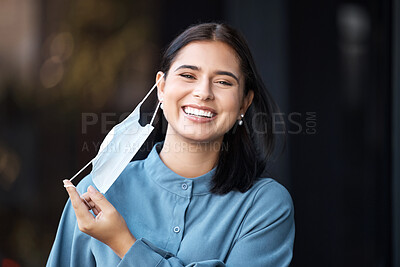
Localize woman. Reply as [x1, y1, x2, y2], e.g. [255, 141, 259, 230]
[47, 22, 295, 266]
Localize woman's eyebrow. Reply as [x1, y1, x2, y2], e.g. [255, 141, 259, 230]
[174, 65, 239, 84]
[174, 65, 199, 72]
[214, 71, 239, 84]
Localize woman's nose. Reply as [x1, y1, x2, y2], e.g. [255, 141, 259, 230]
[192, 79, 214, 100]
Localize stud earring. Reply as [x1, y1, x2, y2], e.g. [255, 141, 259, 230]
[238, 114, 244, 126]
[160, 102, 164, 110]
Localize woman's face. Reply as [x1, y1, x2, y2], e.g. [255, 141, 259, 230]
[157, 41, 253, 144]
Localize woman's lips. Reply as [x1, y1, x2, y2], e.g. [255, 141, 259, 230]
[181, 105, 217, 122]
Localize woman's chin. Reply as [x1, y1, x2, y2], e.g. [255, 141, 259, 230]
[183, 135, 218, 144]
[174, 132, 223, 145]
[165, 123, 225, 144]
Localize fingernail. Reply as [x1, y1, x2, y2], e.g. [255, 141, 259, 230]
[63, 179, 68, 184]
[88, 185, 95, 193]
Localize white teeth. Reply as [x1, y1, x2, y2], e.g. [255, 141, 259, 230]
[184, 107, 214, 118]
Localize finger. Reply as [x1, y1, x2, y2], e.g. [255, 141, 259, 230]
[81, 192, 95, 210]
[80, 196, 93, 210]
[81, 192, 90, 200]
[81, 192, 101, 213]
[87, 185, 115, 213]
[92, 207, 100, 216]
[63, 180, 94, 224]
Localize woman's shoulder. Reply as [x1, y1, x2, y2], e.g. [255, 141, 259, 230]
[120, 158, 147, 176]
[232, 178, 295, 250]
[246, 178, 294, 213]
[75, 173, 95, 192]
[235, 178, 294, 239]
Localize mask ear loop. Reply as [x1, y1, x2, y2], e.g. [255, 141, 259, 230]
[68, 73, 165, 183]
[148, 73, 165, 126]
[69, 160, 93, 182]
[139, 73, 165, 106]
[150, 102, 161, 126]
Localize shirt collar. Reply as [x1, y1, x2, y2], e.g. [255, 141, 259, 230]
[144, 142, 215, 196]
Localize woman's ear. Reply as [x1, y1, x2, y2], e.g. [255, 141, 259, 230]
[240, 90, 254, 115]
[156, 71, 165, 102]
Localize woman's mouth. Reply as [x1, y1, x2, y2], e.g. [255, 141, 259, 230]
[182, 106, 217, 121]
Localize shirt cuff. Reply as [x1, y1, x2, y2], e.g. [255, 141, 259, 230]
[118, 238, 177, 266]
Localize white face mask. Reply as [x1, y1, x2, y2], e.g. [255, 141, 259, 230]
[69, 74, 164, 193]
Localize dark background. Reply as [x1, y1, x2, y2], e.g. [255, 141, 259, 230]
[0, 0, 398, 266]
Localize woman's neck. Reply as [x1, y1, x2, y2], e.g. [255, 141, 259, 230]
[159, 134, 222, 178]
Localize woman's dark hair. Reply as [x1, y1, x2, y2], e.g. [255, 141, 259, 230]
[154, 22, 282, 194]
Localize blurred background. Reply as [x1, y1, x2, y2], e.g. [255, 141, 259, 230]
[0, 0, 398, 266]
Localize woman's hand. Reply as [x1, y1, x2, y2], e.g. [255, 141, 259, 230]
[63, 179, 136, 259]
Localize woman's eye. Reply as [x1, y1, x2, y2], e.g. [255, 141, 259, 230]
[217, 81, 233, 86]
[180, 74, 195, 79]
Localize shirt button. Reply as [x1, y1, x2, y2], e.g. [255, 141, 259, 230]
[173, 226, 180, 233]
[181, 183, 188, 190]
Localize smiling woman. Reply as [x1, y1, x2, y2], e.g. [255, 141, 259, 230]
[47, 23, 295, 267]
[157, 41, 252, 147]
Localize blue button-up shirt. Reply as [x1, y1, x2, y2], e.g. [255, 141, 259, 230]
[47, 143, 295, 266]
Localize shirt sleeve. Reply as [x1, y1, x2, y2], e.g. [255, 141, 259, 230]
[118, 238, 226, 267]
[224, 181, 295, 266]
[118, 181, 295, 267]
